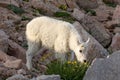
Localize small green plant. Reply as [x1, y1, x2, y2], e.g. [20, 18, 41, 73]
[103, 0, 117, 7]
[85, 9, 96, 16]
[7, 4, 25, 14]
[21, 16, 31, 21]
[23, 0, 29, 2]
[54, 11, 71, 17]
[59, 5, 68, 10]
[46, 60, 89, 80]
[32, 8, 46, 15]
[54, 11, 75, 23]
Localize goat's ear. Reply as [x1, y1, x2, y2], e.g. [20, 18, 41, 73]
[84, 38, 90, 45]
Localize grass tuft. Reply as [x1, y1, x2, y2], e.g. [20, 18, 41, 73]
[54, 11, 75, 23]
[45, 60, 89, 80]
[7, 4, 25, 14]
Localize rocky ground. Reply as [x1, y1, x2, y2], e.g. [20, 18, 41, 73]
[0, 0, 120, 80]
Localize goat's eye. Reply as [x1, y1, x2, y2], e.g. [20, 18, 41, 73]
[79, 50, 83, 53]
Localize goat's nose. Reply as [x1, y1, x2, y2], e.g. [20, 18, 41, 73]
[83, 60, 87, 63]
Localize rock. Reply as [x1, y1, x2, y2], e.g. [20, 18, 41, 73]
[49, 0, 66, 7]
[72, 8, 85, 21]
[17, 69, 27, 75]
[80, 15, 111, 47]
[64, 0, 79, 9]
[94, 5, 114, 22]
[0, 0, 19, 7]
[83, 50, 120, 80]
[18, 36, 23, 42]
[0, 50, 10, 62]
[109, 33, 120, 52]
[0, 30, 9, 53]
[105, 20, 119, 29]
[36, 75, 60, 80]
[7, 40, 26, 63]
[73, 22, 109, 63]
[76, 0, 98, 9]
[0, 7, 21, 22]
[4, 59, 22, 69]
[30, 0, 60, 16]
[6, 74, 29, 80]
[114, 27, 120, 33]
[0, 66, 17, 79]
[113, 5, 120, 20]
[0, 30, 9, 39]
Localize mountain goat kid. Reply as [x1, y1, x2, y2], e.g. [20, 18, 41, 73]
[26, 16, 90, 70]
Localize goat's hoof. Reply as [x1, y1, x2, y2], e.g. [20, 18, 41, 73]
[31, 68, 39, 73]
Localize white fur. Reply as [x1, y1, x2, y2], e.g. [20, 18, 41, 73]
[26, 16, 89, 70]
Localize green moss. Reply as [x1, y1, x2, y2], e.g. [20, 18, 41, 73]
[46, 60, 89, 80]
[54, 11, 75, 23]
[23, 0, 29, 2]
[59, 5, 68, 10]
[54, 11, 71, 17]
[21, 16, 31, 21]
[103, 0, 117, 7]
[7, 4, 25, 14]
[32, 8, 46, 15]
[85, 9, 96, 16]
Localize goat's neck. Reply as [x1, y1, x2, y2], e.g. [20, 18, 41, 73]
[69, 30, 80, 51]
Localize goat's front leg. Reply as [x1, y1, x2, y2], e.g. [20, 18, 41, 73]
[70, 51, 75, 61]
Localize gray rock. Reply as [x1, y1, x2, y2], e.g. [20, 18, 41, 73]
[109, 33, 120, 52]
[80, 15, 111, 47]
[8, 40, 26, 63]
[83, 50, 120, 80]
[94, 5, 114, 22]
[72, 8, 85, 21]
[113, 5, 120, 20]
[73, 22, 109, 62]
[30, 0, 60, 16]
[37, 75, 60, 80]
[0, 30, 9, 53]
[6, 74, 29, 80]
[76, 0, 98, 9]
[0, 0, 19, 7]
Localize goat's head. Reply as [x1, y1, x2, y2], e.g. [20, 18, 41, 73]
[74, 38, 90, 63]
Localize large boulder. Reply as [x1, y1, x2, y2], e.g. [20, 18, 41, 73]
[0, 50, 10, 62]
[6, 74, 29, 80]
[30, 0, 60, 16]
[83, 50, 120, 80]
[113, 5, 120, 20]
[0, 50, 23, 69]
[80, 15, 112, 47]
[36, 75, 60, 80]
[4, 59, 22, 69]
[0, 0, 19, 7]
[76, 0, 99, 9]
[7, 40, 26, 63]
[94, 5, 114, 22]
[72, 8, 85, 21]
[109, 33, 120, 52]
[73, 22, 109, 62]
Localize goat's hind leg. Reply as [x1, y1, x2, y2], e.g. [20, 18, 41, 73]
[26, 41, 41, 71]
